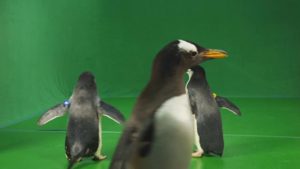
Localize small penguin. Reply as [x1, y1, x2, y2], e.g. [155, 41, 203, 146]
[37, 72, 125, 169]
[186, 65, 241, 157]
[109, 40, 227, 169]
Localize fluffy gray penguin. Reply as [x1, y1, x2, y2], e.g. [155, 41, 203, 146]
[109, 40, 227, 169]
[186, 65, 241, 157]
[37, 71, 125, 169]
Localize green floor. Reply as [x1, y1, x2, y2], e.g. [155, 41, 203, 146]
[0, 98, 300, 169]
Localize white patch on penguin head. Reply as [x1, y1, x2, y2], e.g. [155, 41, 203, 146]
[178, 40, 198, 53]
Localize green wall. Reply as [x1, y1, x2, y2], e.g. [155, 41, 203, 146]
[0, 0, 299, 127]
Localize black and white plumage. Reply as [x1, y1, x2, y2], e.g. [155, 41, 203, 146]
[109, 40, 227, 169]
[37, 72, 125, 169]
[186, 65, 241, 157]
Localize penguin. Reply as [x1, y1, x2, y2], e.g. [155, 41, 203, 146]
[186, 65, 241, 157]
[109, 40, 227, 169]
[37, 71, 125, 169]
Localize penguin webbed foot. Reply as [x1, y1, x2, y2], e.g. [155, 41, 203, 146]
[192, 149, 204, 158]
[206, 152, 223, 157]
[93, 154, 107, 161]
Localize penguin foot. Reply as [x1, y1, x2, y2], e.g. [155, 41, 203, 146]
[192, 150, 204, 158]
[93, 155, 107, 161]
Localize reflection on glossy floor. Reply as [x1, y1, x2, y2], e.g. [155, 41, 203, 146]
[0, 98, 299, 169]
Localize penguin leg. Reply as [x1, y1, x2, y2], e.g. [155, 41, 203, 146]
[192, 115, 204, 158]
[93, 120, 107, 161]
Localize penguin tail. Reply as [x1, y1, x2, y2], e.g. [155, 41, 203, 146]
[67, 156, 81, 169]
[67, 159, 76, 169]
[67, 143, 84, 169]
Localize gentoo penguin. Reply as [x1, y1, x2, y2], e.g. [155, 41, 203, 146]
[186, 65, 241, 157]
[109, 40, 227, 169]
[37, 71, 125, 169]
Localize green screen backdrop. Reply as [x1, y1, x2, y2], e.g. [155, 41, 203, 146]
[0, 0, 299, 127]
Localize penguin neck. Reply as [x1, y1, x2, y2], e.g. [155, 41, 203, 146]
[191, 74, 209, 88]
[132, 67, 186, 123]
[148, 68, 186, 95]
[72, 88, 98, 104]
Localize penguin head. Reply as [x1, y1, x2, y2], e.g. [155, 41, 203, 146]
[153, 40, 227, 77]
[176, 39, 228, 68]
[76, 71, 97, 91]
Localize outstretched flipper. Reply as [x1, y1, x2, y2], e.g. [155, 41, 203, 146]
[99, 101, 125, 124]
[215, 96, 241, 116]
[37, 102, 69, 125]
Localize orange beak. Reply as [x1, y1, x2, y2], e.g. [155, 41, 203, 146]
[201, 49, 228, 59]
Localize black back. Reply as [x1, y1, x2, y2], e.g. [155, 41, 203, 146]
[66, 117, 99, 158]
[65, 71, 100, 162]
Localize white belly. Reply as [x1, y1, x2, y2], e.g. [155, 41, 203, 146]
[140, 94, 194, 169]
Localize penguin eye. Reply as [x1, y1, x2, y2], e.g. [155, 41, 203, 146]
[190, 51, 197, 56]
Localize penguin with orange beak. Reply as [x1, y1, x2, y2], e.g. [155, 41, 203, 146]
[109, 40, 227, 169]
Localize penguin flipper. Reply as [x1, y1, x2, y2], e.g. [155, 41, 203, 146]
[109, 119, 154, 169]
[138, 119, 154, 157]
[109, 126, 136, 169]
[188, 89, 198, 115]
[215, 96, 241, 116]
[37, 103, 68, 125]
[99, 101, 125, 124]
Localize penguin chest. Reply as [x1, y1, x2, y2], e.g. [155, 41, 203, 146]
[140, 94, 194, 169]
[155, 94, 194, 136]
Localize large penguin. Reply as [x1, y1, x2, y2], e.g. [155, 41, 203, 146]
[109, 40, 227, 169]
[37, 71, 125, 169]
[186, 65, 241, 157]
